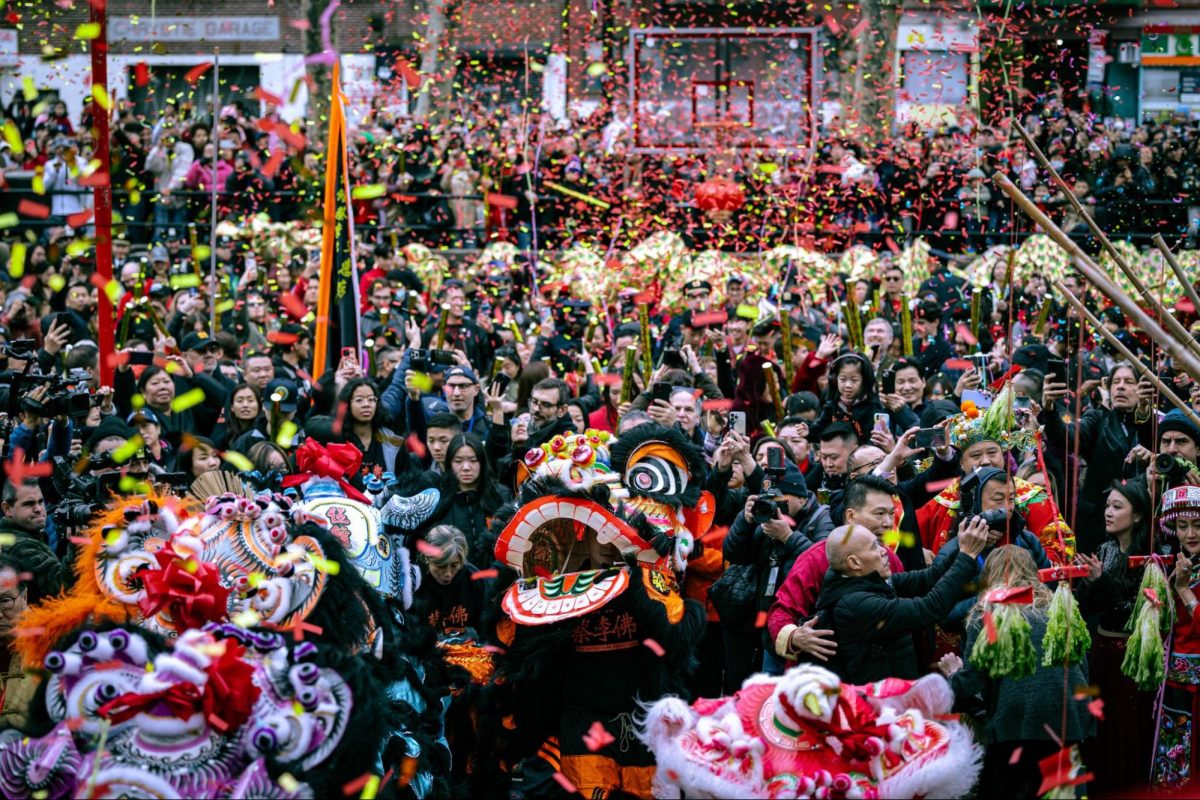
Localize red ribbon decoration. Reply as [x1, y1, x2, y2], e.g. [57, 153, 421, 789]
[98, 682, 203, 725]
[984, 585, 1035, 605]
[96, 640, 260, 733]
[138, 550, 231, 633]
[282, 439, 370, 503]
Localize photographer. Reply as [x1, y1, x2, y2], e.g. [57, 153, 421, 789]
[1143, 409, 1200, 489]
[722, 458, 833, 684]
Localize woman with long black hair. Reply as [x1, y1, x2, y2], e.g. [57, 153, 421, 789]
[334, 378, 403, 485]
[1077, 478, 1155, 796]
[425, 432, 510, 558]
[212, 383, 265, 450]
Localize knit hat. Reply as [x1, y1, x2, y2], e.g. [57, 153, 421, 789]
[775, 461, 809, 499]
[86, 415, 137, 451]
[1159, 409, 1200, 449]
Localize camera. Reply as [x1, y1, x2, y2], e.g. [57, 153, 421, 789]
[753, 448, 787, 525]
[409, 348, 457, 373]
[17, 368, 93, 421]
[1156, 453, 1193, 483]
[977, 507, 1010, 529]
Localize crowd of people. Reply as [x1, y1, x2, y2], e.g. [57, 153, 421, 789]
[7, 88, 1200, 254]
[2, 84, 1200, 800]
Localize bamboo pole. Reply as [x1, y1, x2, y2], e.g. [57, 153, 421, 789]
[1153, 234, 1200, 317]
[1012, 121, 1200, 360]
[992, 173, 1200, 380]
[1054, 280, 1200, 430]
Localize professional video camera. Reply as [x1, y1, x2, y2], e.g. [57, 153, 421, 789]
[0, 339, 94, 421]
[752, 447, 788, 525]
[49, 452, 191, 530]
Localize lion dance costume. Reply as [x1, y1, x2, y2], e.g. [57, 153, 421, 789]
[485, 424, 711, 799]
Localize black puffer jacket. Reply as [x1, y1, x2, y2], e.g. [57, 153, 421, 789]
[814, 549, 978, 683]
[723, 500, 834, 615]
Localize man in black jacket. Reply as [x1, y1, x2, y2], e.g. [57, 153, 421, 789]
[815, 517, 987, 684]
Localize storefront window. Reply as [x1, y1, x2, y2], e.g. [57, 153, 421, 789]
[900, 51, 968, 105]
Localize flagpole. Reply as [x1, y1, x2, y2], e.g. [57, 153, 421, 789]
[209, 48, 220, 335]
[91, 0, 114, 387]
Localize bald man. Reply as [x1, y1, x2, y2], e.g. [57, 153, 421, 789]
[813, 519, 988, 684]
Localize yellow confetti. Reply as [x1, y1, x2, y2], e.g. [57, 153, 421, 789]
[169, 273, 201, 290]
[278, 774, 301, 794]
[0, 213, 19, 229]
[131, 393, 145, 410]
[99, 278, 120, 303]
[46, 274, 65, 293]
[735, 303, 760, 320]
[248, 572, 265, 588]
[92, 84, 111, 111]
[306, 553, 341, 576]
[409, 371, 433, 392]
[361, 775, 380, 800]
[587, 62, 608, 78]
[21, 78, 35, 103]
[171, 387, 206, 412]
[232, 609, 261, 628]
[111, 435, 145, 464]
[222, 450, 254, 471]
[215, 299, 236, 314]
[0, 534, 17, 548]
[193, 244, 211, 261]
[351, 184, 385, 200]
[8, 243, 25, 278]
[275, 420, 298, 448]
[74, 22, 101, 40]
[31, 174, 45, 196]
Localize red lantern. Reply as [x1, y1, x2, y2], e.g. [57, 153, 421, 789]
[694, 177, 745, 212]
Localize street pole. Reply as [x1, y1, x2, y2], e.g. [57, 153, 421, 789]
[91, 0, 115, 387]
[209, 50, 220, 335]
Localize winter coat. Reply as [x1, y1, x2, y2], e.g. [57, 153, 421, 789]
[723, 500, 834, 615]
[814, 549, 978, 683]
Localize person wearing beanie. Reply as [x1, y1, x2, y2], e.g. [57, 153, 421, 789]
[1150, 408, 1200, 489]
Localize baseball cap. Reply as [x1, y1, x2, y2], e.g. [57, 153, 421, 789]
[150, 245, 169, 263]
[265, 378, 300, 413]
[181, 331, 217, 352]
[444, 366, 478, 385]
[127, 408, 162, 428]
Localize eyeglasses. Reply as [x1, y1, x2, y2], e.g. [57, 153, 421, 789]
[884, 275, 902, 282]
[851, 460, 882, 476]
[0, 592, 22, 611]
[528, 397, 562, 410]
[445, 382, 476, 393]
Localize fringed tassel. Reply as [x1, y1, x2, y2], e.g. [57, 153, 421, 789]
[1042, 581, 1091, 666]
[971, 604, 1037, 679]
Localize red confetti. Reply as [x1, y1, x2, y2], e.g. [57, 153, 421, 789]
[551, 773, 577, 794]
[266, 330, 299, 346]
[252, 87, 284, 106]
[17, 199, 50, 219]
[415, 539, 443, 559]
[341, 772, 374, 797]
[691, 311, 728, 327]
[277, 292, 309, 320]
[1009, 746, 1023, 765]
[67, 209, 95, 227]
[471, 569, 498, 581]
[486, 193, 518, 210]
[700, 399, 735, 411]
[1087, 699, 1105, 720]
[583, 721, 615, 752]
[273, 122, 306, 149]
[642, 638, 665, 657]
[982, 610, 997, 645]
[397, 58, 423, 90]
[185, 62, 213, 85]
[983, 586, 1034, 605]
[405, 433, 427, 459]
[754, 610, 768, 629]
[261, 149, 286, 179]
[134, 61, 150, 87]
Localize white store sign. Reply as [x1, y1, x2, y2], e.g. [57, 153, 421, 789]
[109, 16, 281, 43]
